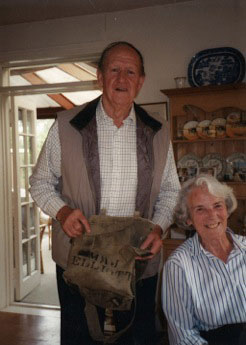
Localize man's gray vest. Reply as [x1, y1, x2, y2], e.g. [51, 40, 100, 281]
[52, 97, 170, 279]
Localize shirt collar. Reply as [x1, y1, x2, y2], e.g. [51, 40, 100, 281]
[229, 229, 246, 253]
[190, 228, 246, 257]
[97, 97, 136, 126]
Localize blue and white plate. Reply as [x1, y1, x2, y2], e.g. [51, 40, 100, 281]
[202, 153, 227, 180]
[188, 47, 245, 87]
[178, 153, 202, 170]
[226, 153, 246, 174]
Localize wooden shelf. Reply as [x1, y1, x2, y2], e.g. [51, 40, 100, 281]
[162, 82, 246, 96]
[162, 83, 246, 236]
[173, 137, 246, 143]
[161, 83, 246, 116]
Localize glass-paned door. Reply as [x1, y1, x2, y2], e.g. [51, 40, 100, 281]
[11, 96, 41, 300]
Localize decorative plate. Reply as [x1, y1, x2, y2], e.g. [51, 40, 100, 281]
[226, 111, 241, 124]
[210, 117, 226, 138]
[188, 47, 246, 87]
[202, 153, 227, 180]
[226, 153, 246, 174]
[183, 120, 199, 140]
[197, 120, 212, 139]
[178, 153, 202, 170]
[226, 123, 246, 138]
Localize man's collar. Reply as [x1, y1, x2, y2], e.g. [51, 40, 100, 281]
[70, 96, 162, 132]
[70, 96, 100, 130]
[97, 98, 136, 126]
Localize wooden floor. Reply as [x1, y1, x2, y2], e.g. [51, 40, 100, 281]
[0, 311, 169, 345]
[0, 311, 60, 345]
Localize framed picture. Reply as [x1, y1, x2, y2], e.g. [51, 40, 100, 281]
[139, 102, 168, 123]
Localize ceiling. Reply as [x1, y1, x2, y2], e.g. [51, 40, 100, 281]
[0, 0, 192, 26]
[12, 60, 102, 114]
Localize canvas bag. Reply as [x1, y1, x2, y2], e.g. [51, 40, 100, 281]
[63, 213, 155, 343]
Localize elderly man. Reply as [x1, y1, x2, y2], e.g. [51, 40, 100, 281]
[30, 41, 180, 345]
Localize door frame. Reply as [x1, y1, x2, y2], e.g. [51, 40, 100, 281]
[0, 55, 100, 310]
[11, 96, 41, 300]
[0, 68, 14, 309]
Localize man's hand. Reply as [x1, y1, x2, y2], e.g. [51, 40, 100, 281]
[56, 205, 91, 238]
[136, 224, 163, 260]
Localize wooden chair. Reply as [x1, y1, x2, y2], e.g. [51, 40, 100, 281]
[39, 223, 46, 274]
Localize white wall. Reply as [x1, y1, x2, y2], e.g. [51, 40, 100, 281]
[0, 0, 244, 103]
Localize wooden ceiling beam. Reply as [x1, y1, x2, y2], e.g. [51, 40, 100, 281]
[22, 72, 75, 110]
[22, 72, 44, 85]
[58, 63, 96, 81]
[47, 94, 74, 109]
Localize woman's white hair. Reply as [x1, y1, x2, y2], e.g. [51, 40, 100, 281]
[174, 174, 237, 230]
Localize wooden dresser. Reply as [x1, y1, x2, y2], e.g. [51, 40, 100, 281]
[162, 83, 246, 236]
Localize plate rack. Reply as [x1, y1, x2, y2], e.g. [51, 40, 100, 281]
[162, 83, 246, 235]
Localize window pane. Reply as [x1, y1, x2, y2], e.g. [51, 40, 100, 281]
[31, 239, 37, 272]
[10, 61, 97, 87]
[18, 109, 24, 133]
[19, 136, 25, 165]
[30, 204, 35, 235]
[21, 205, 28, 239]
[62, 90, 101, 106]
[27, 136, 34, 164]
[22, 242, 28, 278]
[20, 167, 27, 202]
[26, 111, 32, 134]
[36, 119, 55, 156]
[28, 167, 33, 201]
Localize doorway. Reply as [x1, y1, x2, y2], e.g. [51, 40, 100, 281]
[20, 117, 58, 306]
[1, 57, 101, 309]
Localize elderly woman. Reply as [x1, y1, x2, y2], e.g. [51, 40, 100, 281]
[162, 174, 246, 345]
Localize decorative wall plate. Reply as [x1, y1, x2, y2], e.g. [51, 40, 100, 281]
[183, 120, 198, 140]
[188, 47, 246, 87]
[197, 120, 212, 139]
[202, 153, 227, 180]
[226, 111, 241, 124]
[226, 153, 246, 175]
[210, 117, 226, 138]
[226, 123, 246, 138]
[178, 153, 202, 170]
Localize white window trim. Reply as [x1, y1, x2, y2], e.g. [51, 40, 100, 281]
[0, 80, 99, 96]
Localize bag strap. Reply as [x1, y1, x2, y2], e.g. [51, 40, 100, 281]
[85, 284, 137, 344]
[84, 302, 104, 341]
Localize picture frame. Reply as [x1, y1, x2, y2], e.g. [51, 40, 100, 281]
[139, 102, 168, 123]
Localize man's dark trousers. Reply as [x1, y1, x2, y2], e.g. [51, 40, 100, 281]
[56, 265, 158, 345]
